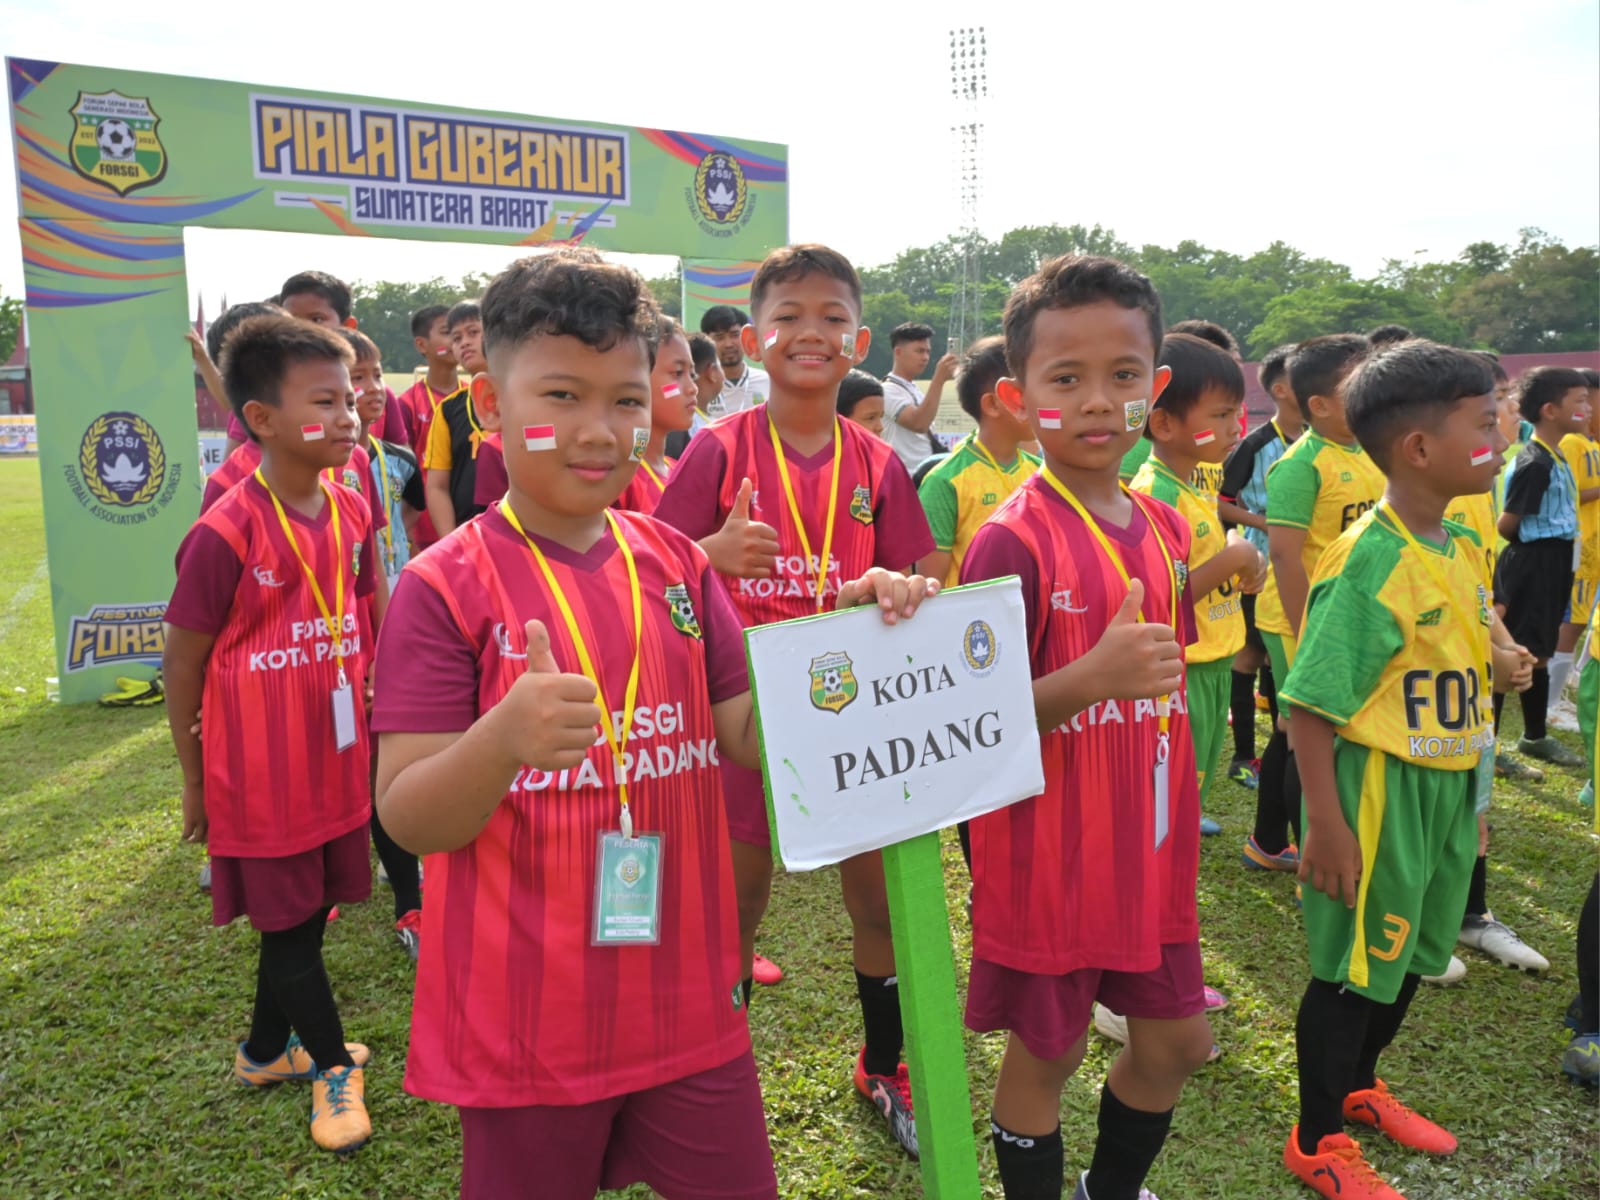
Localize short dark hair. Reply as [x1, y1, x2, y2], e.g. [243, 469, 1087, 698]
[687, 333, 718, 373]
[410, 304, 449, 339]
[1002, 255, 1163, 382]
[220, 315, 353, 441]
[1168, 319, 1238, 356]
[1513, 365, 1588, 424]
[891, 322, 935, 349]
[479, 247, 659, 370]
[1579, 368, 1599, 389]
[278, 270, 353, 322]
[651, 316, 683, 354]
[956, 335, 1009, 420]
[341, 328, 381, 363]
[1345, 341, 1495, 471]
[1258, 343, 1296, 394]
[837, 369, 884, 418]
[699, 305, 748, 335]
[749, 244, 862, 317]
[1469, 350, 1508, 383]
[1287, 334, 1370, 420]
[1150, 333, 1245, 435]
[1366, 324, 1413, 348]
[206, 300, 286, 364]
[446, 300, 481, 332]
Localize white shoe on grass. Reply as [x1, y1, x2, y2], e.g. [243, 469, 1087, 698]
[1458, 913, 1549, 972]
[1421, 955, 1467, 985]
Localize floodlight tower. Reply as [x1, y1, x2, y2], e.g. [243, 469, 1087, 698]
[947, 26, 986, 356]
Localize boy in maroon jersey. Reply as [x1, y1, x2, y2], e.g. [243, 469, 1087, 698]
[163, 316, 378, 1154]
[959, 256, 1215, 1200]
[371, 248, 932, 1200]
[654, 244, 936, 1160]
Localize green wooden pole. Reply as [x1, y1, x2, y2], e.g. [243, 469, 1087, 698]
[880, 830, 982, 1199]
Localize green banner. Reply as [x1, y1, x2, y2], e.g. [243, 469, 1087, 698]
[8, 57, 789, 701]
[681, 257, 760, 335]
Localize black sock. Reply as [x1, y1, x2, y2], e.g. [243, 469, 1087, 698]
[260, 911, 354, 1072]
[371, 802, 421, 919]
[1262, 659, 1280, 725]
[1465, 855, 1489, 919]
[741, 977, 753, 1009]
[1085, 1084, 1174, 1200]
[1230, 669, 1257, 761]
[1520, 667, 1550, 740]
[1351, 973, 1421, 1092]
[1493, 689, 1505, 734]
[991, 1118, 1063, 1200]
[1284, 749, 1302, 848]
[243, 942, 291, 1063]
[1253, 729, 1291, 854]
[1296, 978, 1370, 1154]
[856, 970, 903, 1077]
[1579, 874, 1599, 1033]
[957, 819, 973, 874]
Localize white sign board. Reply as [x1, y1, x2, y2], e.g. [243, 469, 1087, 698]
[199, 433, 228, 475]
[744, 577, 1045, 871]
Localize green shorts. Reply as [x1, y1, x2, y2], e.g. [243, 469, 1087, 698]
[1187, 657, 1232, 807]
[1302, 739, 1477, 1004]
[1580, 653, 1598, 810]
[1262, 629, 1297, 697]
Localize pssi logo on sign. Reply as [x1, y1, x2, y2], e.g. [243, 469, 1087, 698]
[69, 91, 166, 195]
[65, 604, 167, 673]
[689, 152, 752, 237]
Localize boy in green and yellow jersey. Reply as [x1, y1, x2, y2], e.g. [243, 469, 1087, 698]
[917, 335, 1039, 588]
[1280, 341, 1534, 1200]
[1132, 333, 1266, 829]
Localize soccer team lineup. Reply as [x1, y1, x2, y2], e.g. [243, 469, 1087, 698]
[5, 53, 1599, 1200]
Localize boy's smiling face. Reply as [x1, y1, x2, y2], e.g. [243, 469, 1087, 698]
[1004, 300, 1167, 474]
[744, 273, 868, 394]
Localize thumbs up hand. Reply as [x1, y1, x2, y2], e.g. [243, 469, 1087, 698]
[1082, 578, 1184, 701]
[491, 619, 603, 771]
[702, 477, 781, 579]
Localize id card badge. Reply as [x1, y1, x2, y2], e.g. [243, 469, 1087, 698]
[331, 679, 358, 752]
[593, 831, 664, 946]
[1152, 732, 1171, 851]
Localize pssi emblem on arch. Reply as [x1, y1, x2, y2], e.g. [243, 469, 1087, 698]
[69, 91, 167, 195]
[808, 650, 858, 714]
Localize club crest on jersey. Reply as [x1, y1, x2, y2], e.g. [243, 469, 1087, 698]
[1174, 560, 1189, 593]
[849, 484, 873, 525]
[961, 620, 999, 678]
[664, 583, 702, 639]
[1475, 583, 1491, 627]
[808, 650, 858, 714]
[351, 541, 364, 577]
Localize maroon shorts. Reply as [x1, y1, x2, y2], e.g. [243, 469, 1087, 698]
[210, 822, 372, 932]
[721, 759, 771, 848]
[459, 1051, 777, 1200]
[966, 940, 1207, 1061]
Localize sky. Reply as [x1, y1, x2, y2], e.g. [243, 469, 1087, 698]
[2, 0, 1597, 320]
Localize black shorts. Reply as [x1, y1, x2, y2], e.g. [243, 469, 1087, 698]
[1495, 538, 1574, 660]
[1241, 591, 1265, 653]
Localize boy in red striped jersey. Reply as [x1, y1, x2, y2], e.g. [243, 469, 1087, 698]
[960, 256, 1215, 1200]
[654, 244, 936, 1160]
[372, 248, 931, 1200]
[615, 317, 697, 515]
[163, 315, 378, 1154]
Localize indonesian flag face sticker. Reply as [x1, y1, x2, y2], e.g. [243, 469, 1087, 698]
[523, 424, 556, 452]
[763, 329, 779, 350]
[1470, 445, 1494, 467]
[1193, 429, 1216, 446]
[661, 382, 682, 400]
[1036, 408, 1062, 430]
[300, 424, 325, 441]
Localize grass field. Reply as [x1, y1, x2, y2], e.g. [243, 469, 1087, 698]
[0, 454, 1595, 1199]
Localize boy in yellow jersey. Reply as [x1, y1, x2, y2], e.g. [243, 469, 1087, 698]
[917, 335, 1040, 589]
[1281, 340, 1534, 1200]
[1256, 335, 1385, 884]
[423, 300, 490, 536]
[1552, 373, 1600, 731]
[1132, 334, 1266, 827]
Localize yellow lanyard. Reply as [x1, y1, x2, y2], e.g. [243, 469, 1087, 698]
[767, 413, 841, 612]
[638, 459, 668, 493]
[965, 433, 1014, 476]
[463, 383, 484, 438]
[1038, 465, 1180, 729]
[1149, 457, 1208, 508]
[255, 468, 348, 686]
[499, 501, 644, 833]
[1269, 420, 1287, 445]
[367, 435, 395, 562]
[1375, 503, 1490, 671]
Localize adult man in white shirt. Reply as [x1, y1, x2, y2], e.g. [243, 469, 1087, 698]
[882, 322, 959, 472]
[701, 305, 770, 417]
